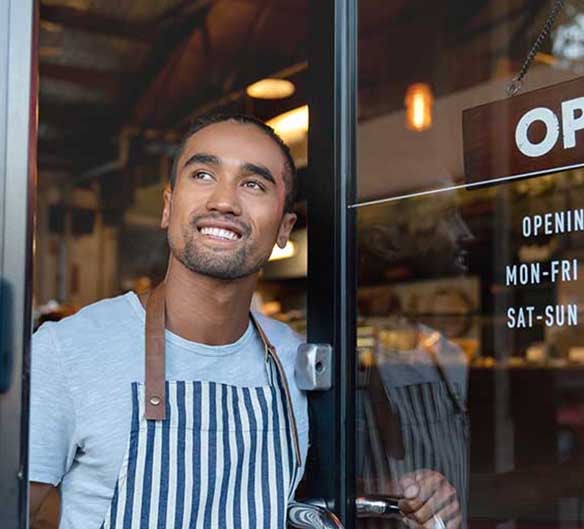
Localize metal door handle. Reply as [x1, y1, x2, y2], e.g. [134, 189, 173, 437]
[287, 495, 401, 527]
[356, 495, 401, 519]
[288, 500, 345, 528]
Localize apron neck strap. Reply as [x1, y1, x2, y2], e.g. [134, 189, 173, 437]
[144, 283, 278, 420]
[143, 282, 302, 466]
[145, 281, 167, 420]
[249, 312, 276, 359]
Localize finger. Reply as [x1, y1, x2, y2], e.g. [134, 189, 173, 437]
[415, 472, 448, 505]
[446, 514, 462, 529]
[435, 497, 461, 524]
[402, 516, 421, 529]
[399, 469, 433, 488]
[398, 473, 446, 515]
[399, 474, 421, 500]
[402, 481, 457, 524]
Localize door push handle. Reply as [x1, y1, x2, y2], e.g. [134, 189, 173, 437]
[288, 496, 401, 528]
[295, 343, 332, 391]
[356, 495, 401, 519]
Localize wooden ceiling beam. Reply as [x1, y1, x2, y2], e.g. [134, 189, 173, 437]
[39, 99, 119, 134]
[40, 62, 129, 96]
[167, 56, 306, 129]
[40, 3, 154, 41]
[121, 0, 213, 126]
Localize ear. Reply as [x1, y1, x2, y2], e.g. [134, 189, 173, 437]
[161, 185, 172, 229]
[276, 212, 297, 248]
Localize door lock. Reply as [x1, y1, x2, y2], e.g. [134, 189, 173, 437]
[294, 343, 332, 391]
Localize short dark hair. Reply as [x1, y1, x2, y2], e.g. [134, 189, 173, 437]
[169, 113, 297, 212]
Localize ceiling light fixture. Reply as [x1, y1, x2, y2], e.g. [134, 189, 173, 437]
[246, 78, 295, 99]
[269, 241, 296, 261]
[39, 46, 63, 58]
[405, 83, 433, 132]
[40, 19, 63, 32]
[266, 105, 308, 145]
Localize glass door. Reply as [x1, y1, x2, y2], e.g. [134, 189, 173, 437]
[0, 1, 37, 528]
[353, 1, 584, 529]
[303, 1, 584, 529]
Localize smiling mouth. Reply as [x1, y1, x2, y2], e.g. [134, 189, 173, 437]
[198, 226, 242, 241]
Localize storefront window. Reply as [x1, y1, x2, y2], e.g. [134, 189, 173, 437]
[357, 0, 584, 527]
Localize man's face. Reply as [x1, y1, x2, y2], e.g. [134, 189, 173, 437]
[161, 121, 297, 280]
[407, 206, 474, 275]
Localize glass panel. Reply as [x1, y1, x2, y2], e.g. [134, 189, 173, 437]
[357, 1, 584, 529]
[32, 1, 310, 526]
[357, 0, 584, 204]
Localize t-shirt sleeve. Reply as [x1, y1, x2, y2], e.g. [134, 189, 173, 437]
[29, 323, 77, 485]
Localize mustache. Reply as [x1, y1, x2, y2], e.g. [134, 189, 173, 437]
[190, 213, 251, 237]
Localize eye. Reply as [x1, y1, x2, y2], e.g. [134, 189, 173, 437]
[242, 180, 265, 191]
[192, 170, 214, 181]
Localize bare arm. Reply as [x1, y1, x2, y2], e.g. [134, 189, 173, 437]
[29, 482, 56, 524]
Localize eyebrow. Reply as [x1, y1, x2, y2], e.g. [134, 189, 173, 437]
[182, 153, 221, 169]
[182, 152, 276, 185]
[241, 162, 275, 185]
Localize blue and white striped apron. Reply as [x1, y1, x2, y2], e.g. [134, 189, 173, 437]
[99, 283, 302, 529]
[357, 329, 469, 529]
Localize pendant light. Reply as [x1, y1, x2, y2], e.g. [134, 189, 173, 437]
[405, 83, 433, 132]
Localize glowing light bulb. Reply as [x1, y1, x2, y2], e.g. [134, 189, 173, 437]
[266, 105, 308, 145]
[405, 83, 433, 132]
[246, 79, 295, 99]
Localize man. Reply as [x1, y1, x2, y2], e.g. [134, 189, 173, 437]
[30, 113, 458, 529]
[30, 115, 307, 529]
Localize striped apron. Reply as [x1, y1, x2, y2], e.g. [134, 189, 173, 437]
[357, 329, 469, 529]
[99, 283, 302, 529]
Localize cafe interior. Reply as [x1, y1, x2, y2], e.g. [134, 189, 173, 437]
[33, 0, 584, 527]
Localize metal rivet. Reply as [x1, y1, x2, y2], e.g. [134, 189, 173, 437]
[149, 395, 161, 406]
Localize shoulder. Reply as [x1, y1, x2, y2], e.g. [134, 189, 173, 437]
[53, 291, 141, 330]
[252, 312, 309, 429]
[251, 311, 304, 361]
[33, 292, 142, 360]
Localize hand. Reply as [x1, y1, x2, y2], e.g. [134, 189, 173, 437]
[397, 470, 461, 529]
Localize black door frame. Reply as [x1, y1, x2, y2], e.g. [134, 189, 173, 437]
[0, 1, 37, 527]
[306, 0, 358, 526]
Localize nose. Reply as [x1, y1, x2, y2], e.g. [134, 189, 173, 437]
[452, 213, 475, 243]
[205, 180, 242, 216]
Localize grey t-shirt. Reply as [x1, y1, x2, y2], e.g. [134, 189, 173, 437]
[30, 291, 309, 529]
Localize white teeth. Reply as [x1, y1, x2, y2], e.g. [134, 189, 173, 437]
[200, 227, 239, 240]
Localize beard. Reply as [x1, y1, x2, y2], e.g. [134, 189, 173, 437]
[169, 221, 268, 280]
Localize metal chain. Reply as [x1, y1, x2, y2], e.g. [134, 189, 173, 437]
[507, 0, 566, 96]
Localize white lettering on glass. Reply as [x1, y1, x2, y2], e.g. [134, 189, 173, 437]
[521, 209, 584, 237]
[515, 107, 560, 157]
[562, 97, 584, 149]
[507, 305, 578, 328]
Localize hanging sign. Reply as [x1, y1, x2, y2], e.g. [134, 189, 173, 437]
[463, 76, 584, 185]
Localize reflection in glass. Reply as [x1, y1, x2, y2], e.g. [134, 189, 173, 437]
[357, 189, 471, 529]
[357, 1, 584, 527]
[356, 171, 584, 528]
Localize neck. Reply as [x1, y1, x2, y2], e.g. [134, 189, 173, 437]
[155, 256, 258, 345]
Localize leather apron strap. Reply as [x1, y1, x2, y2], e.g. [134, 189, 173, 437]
[145, 282, 167, 420]
[143, 282, 301, 466]
[250, 312, 303, 467]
